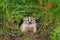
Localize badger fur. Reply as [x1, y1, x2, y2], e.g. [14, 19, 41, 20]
[20, 17, 36, 33]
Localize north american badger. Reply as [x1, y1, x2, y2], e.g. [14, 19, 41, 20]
[20, 17, 36, 33]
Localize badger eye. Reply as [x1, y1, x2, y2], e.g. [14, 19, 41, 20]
[31, 19, 33, 21]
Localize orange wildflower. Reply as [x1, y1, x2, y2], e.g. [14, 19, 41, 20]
[47, 3, 52, 7]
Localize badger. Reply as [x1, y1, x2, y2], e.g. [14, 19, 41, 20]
[20, 17, 36, 33]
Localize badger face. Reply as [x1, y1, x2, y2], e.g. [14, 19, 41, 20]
[23, 17, 36, 24]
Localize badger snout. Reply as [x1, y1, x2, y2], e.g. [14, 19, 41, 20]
[29, 22, 32, 24]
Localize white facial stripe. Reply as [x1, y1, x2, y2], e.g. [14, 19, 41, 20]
[29, 17, 31, 22]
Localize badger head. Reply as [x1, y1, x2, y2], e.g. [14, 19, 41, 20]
[23, 17, 36, 24]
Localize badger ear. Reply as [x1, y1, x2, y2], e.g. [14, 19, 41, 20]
[33, 17, 35, 19]
[33, 17, 36, 20]
[23, 17, 28, 21]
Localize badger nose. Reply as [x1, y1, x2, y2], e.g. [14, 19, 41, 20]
[29, 22, 31, 24]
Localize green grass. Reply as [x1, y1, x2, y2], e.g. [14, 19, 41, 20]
[0, 0, 60, 40]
